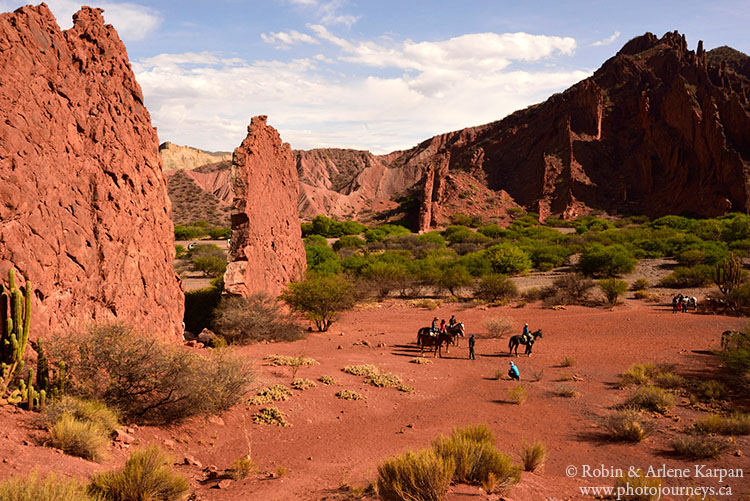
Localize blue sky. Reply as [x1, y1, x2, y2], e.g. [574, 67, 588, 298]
[3, 1, 749, 153]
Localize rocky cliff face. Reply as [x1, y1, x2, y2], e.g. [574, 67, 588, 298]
[224, 116, 306, 297]
[0, 5, 184, 338]
[159, 142, 232, 171]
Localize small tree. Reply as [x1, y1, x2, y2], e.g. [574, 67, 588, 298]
[435, 265, 473, 298]
[474, 274, 518, 302]
[280, 274, 357, 332]
[598, 278, 628, 305]
[484, 244, 532, 275]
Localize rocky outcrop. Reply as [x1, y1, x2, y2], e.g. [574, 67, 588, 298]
[224, 116, 306, 297]
[159, 142, 232, 171]
[0, 5, 183, 338]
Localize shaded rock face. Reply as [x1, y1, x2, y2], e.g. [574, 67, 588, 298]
[225, 116, 306, 297]
[0, 5, 184, 338]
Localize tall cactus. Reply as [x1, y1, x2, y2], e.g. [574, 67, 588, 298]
[1, 269, 32, 398]
[713, 252, 744, 296]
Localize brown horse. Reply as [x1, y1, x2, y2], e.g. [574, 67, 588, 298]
[416, 328, 452, 357]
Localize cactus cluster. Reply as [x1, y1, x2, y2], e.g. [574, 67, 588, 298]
[1, 269, 31, 400]
[713, 252, 744, 296]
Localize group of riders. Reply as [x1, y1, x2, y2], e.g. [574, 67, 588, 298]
[672, 293, 698, 313]
[429, 315, 460, 335]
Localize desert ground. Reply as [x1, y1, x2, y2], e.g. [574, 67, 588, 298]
[1, 261, 748, 500]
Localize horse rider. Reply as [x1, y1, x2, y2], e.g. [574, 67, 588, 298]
[522, 323, 531, 344]
[440, 319, 447, 334]
[431, 316, 439, 336]
[508, 361, 520, 381]
[449, 315, 457, 328]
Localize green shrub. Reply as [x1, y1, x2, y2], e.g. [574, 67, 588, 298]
[364, 224, 410, 242]
[304, 234, 328, 246]
[520, 440, 547, 472]
[658, 265, 712, 288]
[88, 445, 189, 500]
[0, 472, 96, 501]
[508, 385, 527, 404]
[484, 244, 532, 275]
[676, 248, 706, 266]
[478, 224, 506, 239]
[280, 274, 358, 332]
[49, 414, 109, 462]
[50, 324, 253, 424]
[670, 434, 729, 459]
[622, 386, 674, 414]
[253, 407, 290, 426]
[578, 244, 635, 277]
[333, 235, 366, 251]
[631, 278, 650, 291]
[377, 448, 453, 501]
[174, 244, 187, 259]
[42, 397, 119, 437]
[598, 278, 628, 305]
[305, 245, 342, 275]
[474, 274, 518, 302]
[694, 413, 750, 435]
[211, 293, 304, 344]
[600, 409, 654, 442]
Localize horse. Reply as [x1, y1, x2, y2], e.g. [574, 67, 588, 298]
[417, 330, 452, 357]
[508, 329, 543, 357]
[445, 322, 465, 346]
[687, 297, 698, 311]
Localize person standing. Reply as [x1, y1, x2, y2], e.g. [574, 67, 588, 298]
[468, 333, 476, 360]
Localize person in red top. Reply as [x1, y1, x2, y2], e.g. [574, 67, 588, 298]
[440, 319, 447, 333]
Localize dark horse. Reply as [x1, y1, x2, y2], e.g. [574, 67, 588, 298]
[508, 329, 543, 356]
[416, 327, 452, 357]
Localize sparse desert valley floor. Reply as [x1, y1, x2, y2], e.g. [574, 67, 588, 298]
[1, 292, 749, 500]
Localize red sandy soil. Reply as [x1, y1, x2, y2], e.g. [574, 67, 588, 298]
[1, 296, 748, 500]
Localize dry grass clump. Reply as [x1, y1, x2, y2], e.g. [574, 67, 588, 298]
[694, 380, 728, 401]
[377, 449, 453, 501]
[652, 372, 687, 389]
[622, 386, 675, 414]
[88, 445, 189, 501]
[410, 357, 431, 365]
[230, 456, 257, 480]
[520, 440, 547, 472]
[670, 434, 729, 459]
[342, 364, 379, 377]
[693, 413, 750, 435]
[558, 371, 582, 382]
[49, 414, 109, 462]
[618, 362, 678, 388]
[264, 355, 319, 367]
[631, 278, 650, 291]
[248, 385, 292, 405]
[291, 378, 316, 390]
[508, 385, 528, 405]
[0, 472, 96, 501]
[491, 369, 504, 381]
[482, 317, 513, 338]
[253, 407, 290, 427]
[555, 384, 581, 398]
[397, 385, 414, 393]
[600, 409, 655, 442]
[366, 373, 401, 387]
[336, 390, 364, 401]
[559, 356, 576, 367]
[42, 397, 119, 437]
[409, 299, 440, 310]
[318, 375, 336, 385]
[612, 470, 662, 501]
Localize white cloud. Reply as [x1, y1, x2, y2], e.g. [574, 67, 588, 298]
[261, 29, 320, 49]
[592, 31, 621, 47]
[282, 0, 359, 27]
[0, 0, 161, 40]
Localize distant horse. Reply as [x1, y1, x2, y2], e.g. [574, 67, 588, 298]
[687, 297, 698, 311]
[417, 329, 452, 357]
[508, 329, 543, 357]
[446, 322, 465, 346]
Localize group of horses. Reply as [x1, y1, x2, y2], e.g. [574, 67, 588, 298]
[672, 293, 698, 313]
[415, 322, 543, 357]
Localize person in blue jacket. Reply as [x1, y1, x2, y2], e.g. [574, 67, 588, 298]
[508, 361, 520, 380]
[522, 323, 531, 344]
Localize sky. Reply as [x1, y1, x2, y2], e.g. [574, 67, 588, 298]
[2, 1, 750, 153]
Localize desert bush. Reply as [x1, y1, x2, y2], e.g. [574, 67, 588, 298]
[343, 364, 379, 377]
[366, 373, 401, 387]
[253, 407, 290, 426]
[658, 265, 712, 288]
[622, 386, 674, 414]
[364, 224, 410, 242]
[474, 274, 518, 302]
[336, 389, 364, 400]
[560, 356, 576, 368]
[633, 290, 655, 301]
[248, 384, 292, 405]
[530, 369, 544, 382]
[484, 244, 532, 275]
[318, 375, 336, 385]
[212, 293, 304, 344]
[600, 408, 655, 442]
[49, 324, 253, 423]
[619, 363, 661, 387]
[508, 384, 528, 404]
[483, 317, 513, 338]
[361, 260, 413, 298]
[280, 274, 358, 332]
[676, 248, 706, 266]
[409, 298, 440, 310]
[42, 397, 120, 437]
[611, 469, 662, 501]
[291, 378, 316, 390]
[630, 278, 650, 291]
[230, 456, 257, 480]
[694, 380, 728, 401]
[264, 354, 319, 367]
[0, 472, 97, 501]
[652, 372, 687, 389]
[542, 273, 595, 305]
[555, 384, 580, 398]
[397, 385, 415, 393]
[49, 414, 109, 462]
[578, 244, 636, 277]
[598, 278, 628, 305]
[520, 440, 547, 472]
[693, 412, 750, 435]
[88, 445, 189, 500]
[377, 448, 453, 501]
[522, 287, 543, 302]
[670, 434, 729, 459]
[192, 254, 227, 277]
[304, 234, 328, 246]
[305, 244, 342, 275]
[333, 235, 366, 252]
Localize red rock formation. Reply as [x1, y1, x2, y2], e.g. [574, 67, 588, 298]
[225, 116, 306, 297]
[0, 5, 183, 338]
